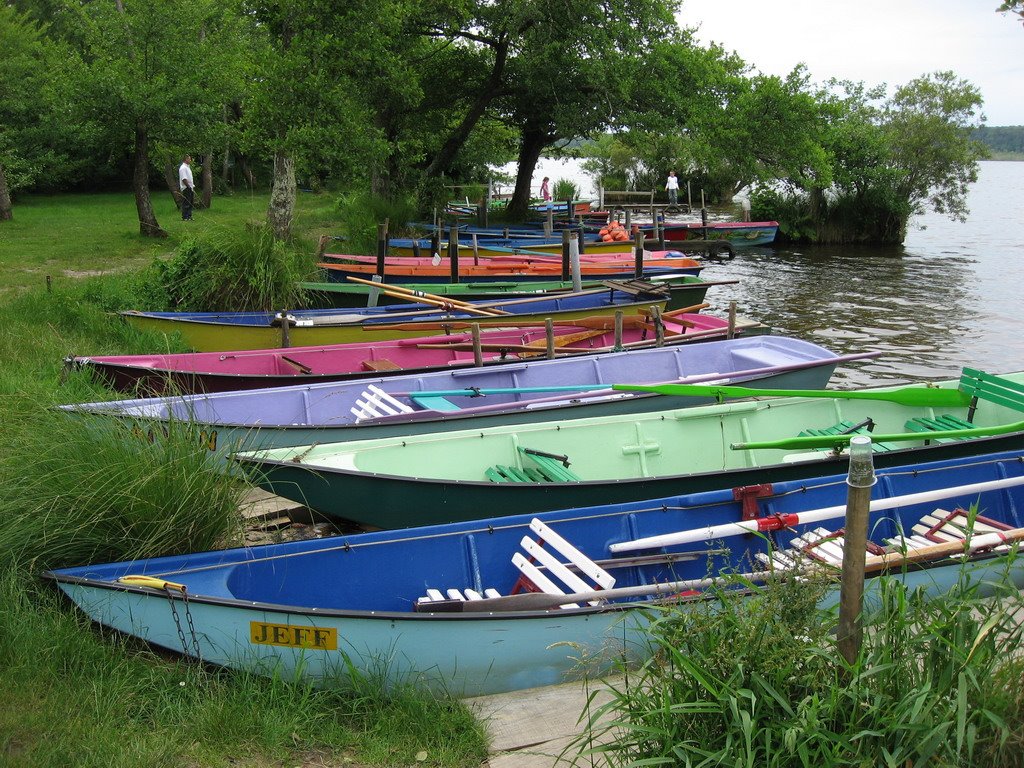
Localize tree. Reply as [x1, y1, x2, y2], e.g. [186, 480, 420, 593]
[754, 71, 986, 243]
[65, 0, 247, 237]
[997, 1, 1024, 24]
[0, 6, 65, 220]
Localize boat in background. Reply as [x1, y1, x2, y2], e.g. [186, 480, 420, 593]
[119, 287, 672, 352]
[71, 308, 756, 394]
[298, 274, 736, 311]
[655, 221, 778, 246]
[60, 336, 859, 452]
[45, 449, 1024, 696]
[231, 368, 1024, 528]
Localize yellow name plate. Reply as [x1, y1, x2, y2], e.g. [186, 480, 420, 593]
[250, 621, 337, 650]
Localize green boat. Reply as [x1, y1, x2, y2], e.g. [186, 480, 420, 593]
[233, 368, 1024, 529]
[299, 274, 734, 311]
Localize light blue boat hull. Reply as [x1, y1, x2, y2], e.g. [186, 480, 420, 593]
[48, 450, 1024, 696]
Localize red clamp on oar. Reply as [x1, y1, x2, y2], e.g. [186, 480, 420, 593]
[757, 513, 800, 533]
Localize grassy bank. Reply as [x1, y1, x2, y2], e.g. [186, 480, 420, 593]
[0, 192, 490, 768]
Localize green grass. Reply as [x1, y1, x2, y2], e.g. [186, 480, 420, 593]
[0, 190, 490, 768]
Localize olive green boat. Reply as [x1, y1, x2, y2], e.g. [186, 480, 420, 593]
[233, 368, 1024, 529]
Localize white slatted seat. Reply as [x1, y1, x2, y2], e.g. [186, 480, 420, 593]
[887, 507, 1013, 556]
[511, 518, 615, 609]
[415, 518, 614, 610]
[759, 506, 1015, 574]
[350, 384, 415, 422]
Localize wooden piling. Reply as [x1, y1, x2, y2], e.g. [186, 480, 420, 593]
[448, 224, 460, 284]
[651, 306, 665, 346]
[727, 301, 737, 339]
[838, 436, 875, 668]
[376, 222, 388, 278]
[545, 319, 555, 359]
[561, 230, 571, 282]
[471, 324, 483, 367]
[279, 310, 291, 349]
[633, 228, 646, 279]
[613, 310, 624, 351]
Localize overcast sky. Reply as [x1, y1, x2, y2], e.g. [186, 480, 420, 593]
[678, 0, 1024, 126]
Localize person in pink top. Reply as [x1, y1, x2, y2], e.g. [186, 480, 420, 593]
[540, 176, 551, 202]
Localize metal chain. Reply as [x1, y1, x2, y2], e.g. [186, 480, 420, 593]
[164, 585, 202, 661]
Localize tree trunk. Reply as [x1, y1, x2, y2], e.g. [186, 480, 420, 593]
[201, 151, 213, 208]
[237, 154, 256, 189]
[267, 149, 296, 240]
[0, 164, 13, 221]
[506, 127, 548, 219]
[424, 37, 509, 179]
[133, 122, 166, 238]
[164, 160, 183, 210]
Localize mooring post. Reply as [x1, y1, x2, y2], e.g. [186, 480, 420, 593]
[613, 310, 624, 351]
[838, 436, 875, 669]
[279, 309, 291, 349]
[366, 275, 383, 308]
[651, 305, 665, 346]
[471, 323, 483, 367]
[545, 207, 554, 237]
[700, 190, 708, 240]
[545, 318, 555, 359]
[577, 226, 586, 255]
[430, 229, 440, 261]
[471, 234, 480, 265]
[411, 238, 420, 259]
[564, 199, 572, 223]
[376, 222, 388, 278]
[727, 300, 737, 339]
[448, 224, 460, 284]
[569, 234, 582, 292]
[633, 227, 646, 279]
[561, 229, 571, 283]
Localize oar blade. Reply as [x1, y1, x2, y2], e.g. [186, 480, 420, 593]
[612, 382, 973, 408]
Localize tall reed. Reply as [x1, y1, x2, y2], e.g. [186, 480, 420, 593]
[573, 558, 1024, 767]
[0, 407, 244, 574]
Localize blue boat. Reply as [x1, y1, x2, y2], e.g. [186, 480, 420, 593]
[46, 450, 1024, 696]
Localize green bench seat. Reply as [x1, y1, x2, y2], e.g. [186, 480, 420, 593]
[904, 414, 976, 443]
[486, 447, 582, 483]
[798, 420, 897, 452]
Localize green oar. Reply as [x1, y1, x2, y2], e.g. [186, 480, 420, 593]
[731, 420, 1024, 452]
[610, 382, 972, 408]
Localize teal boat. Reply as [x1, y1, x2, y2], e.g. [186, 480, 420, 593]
[233, 368, 1024, 528]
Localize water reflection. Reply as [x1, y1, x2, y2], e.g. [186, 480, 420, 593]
[511, 158, 1024, 384]
[703, 246, 978, 386]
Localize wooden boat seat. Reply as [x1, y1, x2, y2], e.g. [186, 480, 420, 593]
[350, 384, 414, 421]
[414, 518, 613, 610]
[360, 359, 401, 372]
[485, 447, 582, 483]
[797, 420, 897, 452]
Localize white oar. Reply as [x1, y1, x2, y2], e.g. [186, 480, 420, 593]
[609, 474, 1024, 554]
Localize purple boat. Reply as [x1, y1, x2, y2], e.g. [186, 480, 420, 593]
[68, 311, 743, 395]
[59, 336, 877, 453]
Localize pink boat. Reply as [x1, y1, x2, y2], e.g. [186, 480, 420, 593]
[70, 311, 744, 395]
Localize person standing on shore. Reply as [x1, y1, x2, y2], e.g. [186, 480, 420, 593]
[178, 154, 195, 221]
[540, 176, 551, 202]
[664, 171, 679, 206]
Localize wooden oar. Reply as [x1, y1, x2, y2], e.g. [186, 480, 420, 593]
[611, 382, 973, 408]
[451, 525, 1024, 614]
[609, 474, 1024, 553]
[414, 328, 610, 352]
[345, 276, 510, 316]
[448, 519, 1024, 612]
[367, 304, 708, 333]
[732, 420, 1024, 452]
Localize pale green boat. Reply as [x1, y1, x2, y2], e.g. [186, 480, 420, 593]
[233, 368, 1024, 529]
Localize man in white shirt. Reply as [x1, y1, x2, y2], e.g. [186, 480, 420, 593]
[664, 170, 679, 206]
[178, 154, 195, 220]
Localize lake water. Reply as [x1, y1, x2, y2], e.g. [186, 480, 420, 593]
[507, 159, 1024, 387]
